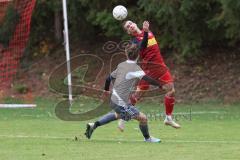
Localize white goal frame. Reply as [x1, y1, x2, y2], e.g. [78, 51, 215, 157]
[0, 0, 72, 108]
[62, 0, 73, 104]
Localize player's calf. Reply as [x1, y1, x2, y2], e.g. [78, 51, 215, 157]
[85, 113, 117, 139]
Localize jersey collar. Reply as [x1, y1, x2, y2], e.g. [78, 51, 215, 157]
[126, 60, 137, 63]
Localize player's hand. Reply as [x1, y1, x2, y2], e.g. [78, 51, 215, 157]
[101, 90, 110, 99]
[143, 21, 149, 32]
[129, 94, 137, 106]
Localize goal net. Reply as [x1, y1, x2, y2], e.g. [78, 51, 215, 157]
[0, 0, 36, 89]
[0, 0, 36, 107]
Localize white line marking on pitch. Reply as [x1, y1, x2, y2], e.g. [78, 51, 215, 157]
[0, 135, 68, 139]
[175, 111, 226, 115]
[0, 135, 239, 144]
[0, 104, 37, 108]
[92, 138, 240, 144]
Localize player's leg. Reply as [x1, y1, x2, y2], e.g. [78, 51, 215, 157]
[149, 66, 180, 129]
[85, 112, 118, 139]
[133, 112, 161, 143]
[162, 82, 175, 116]
[162, 80, 180, 129]
[117, 119, 125, 132]
[117, 81, 149, 132]
[118, 88, 143, 132]
[119, 104, 160, 142]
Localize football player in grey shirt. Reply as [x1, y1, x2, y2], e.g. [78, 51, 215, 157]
[85, 21, 161, 143]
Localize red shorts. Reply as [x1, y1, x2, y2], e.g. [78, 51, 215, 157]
[138, 63, 173, 90]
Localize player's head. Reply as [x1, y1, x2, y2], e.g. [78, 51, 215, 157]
[122, 20, 140, 35]
[125, 44, 139, 61]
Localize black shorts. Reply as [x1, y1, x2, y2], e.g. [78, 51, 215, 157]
[110, 101, 140, 121]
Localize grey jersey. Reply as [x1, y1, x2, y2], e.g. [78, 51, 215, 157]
[110, 60, 145, 106]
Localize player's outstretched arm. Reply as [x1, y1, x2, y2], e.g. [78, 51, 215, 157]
[140, 21, 150, 49]
[142, 75, 161, 87]
[104, 75, 115, 91]
[102, 75, 114, 98]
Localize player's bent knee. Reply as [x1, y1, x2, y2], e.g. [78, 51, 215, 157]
[167, 88, 175, 96]
[139, 113, 148, 124]
[115, 113, 121, 119]
[134, 113, 147, 123]
[163, 83, 175, 96]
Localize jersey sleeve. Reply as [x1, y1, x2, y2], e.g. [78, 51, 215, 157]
[125, 64, 146, 80]
[140, 31, 148, 50]
[135, 65, 145, 79]
[110, 68, 118, 79]
[131, 32, 148, 50]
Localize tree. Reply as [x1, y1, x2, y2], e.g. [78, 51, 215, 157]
[29, 0, 240, 57]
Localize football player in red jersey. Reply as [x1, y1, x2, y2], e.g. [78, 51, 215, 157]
[118, 20, 180, 130]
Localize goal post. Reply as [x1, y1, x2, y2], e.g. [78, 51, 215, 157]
[0, 0, 73, 107]
[62, 0, 73, 105]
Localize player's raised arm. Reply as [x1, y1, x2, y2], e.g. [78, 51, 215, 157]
[140, 21, 150, 50]
[143, 21, 150, 32]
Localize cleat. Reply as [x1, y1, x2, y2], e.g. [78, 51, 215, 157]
[144, 136, 161, 143]
[118, 119, 125, 132]
[164, 116, 181, 129]
[84, 123, 95, 139]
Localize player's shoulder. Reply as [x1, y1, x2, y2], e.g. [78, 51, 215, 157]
[119, 60, 138, 68]
[117, 61, 128, 67]
[120, 60, 128, 64]
[148, 31, 155, 38]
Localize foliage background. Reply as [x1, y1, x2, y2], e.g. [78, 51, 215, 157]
[25, 0, 240, 57]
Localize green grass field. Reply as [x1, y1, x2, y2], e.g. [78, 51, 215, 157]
[0, 97, 240, 160]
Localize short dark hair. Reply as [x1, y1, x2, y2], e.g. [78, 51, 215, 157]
[125, 44, 139, 60]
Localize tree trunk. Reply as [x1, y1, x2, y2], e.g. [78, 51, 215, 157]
[54, 10, 62, 42]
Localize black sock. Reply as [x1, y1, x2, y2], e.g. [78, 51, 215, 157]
[94, 121, 100, 129]
[139, 124, 150, 139]
[94, 113, 117, 129]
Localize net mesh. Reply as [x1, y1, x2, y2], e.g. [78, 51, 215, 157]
[0, 0, 36, 89]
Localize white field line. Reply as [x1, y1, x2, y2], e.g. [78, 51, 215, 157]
[0, 104, 37, 108]
[0, 111, 225, 119]
[0, 134, 239, 144]
[174, 111, 226, 115]
[0, 134, 68, 139]
[147, 111, 226, 117]
[89, 138, 240, 144]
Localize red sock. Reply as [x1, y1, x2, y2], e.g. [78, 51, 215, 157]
[164, 96, 175, 115]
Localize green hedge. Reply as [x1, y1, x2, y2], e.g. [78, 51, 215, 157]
[28, 0, 240, 57]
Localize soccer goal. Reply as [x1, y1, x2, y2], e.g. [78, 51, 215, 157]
[0, 0, 74, 108]
[0, 0, 36, 108]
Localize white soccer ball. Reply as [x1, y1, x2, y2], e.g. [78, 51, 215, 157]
[112, 5, 128, 21]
